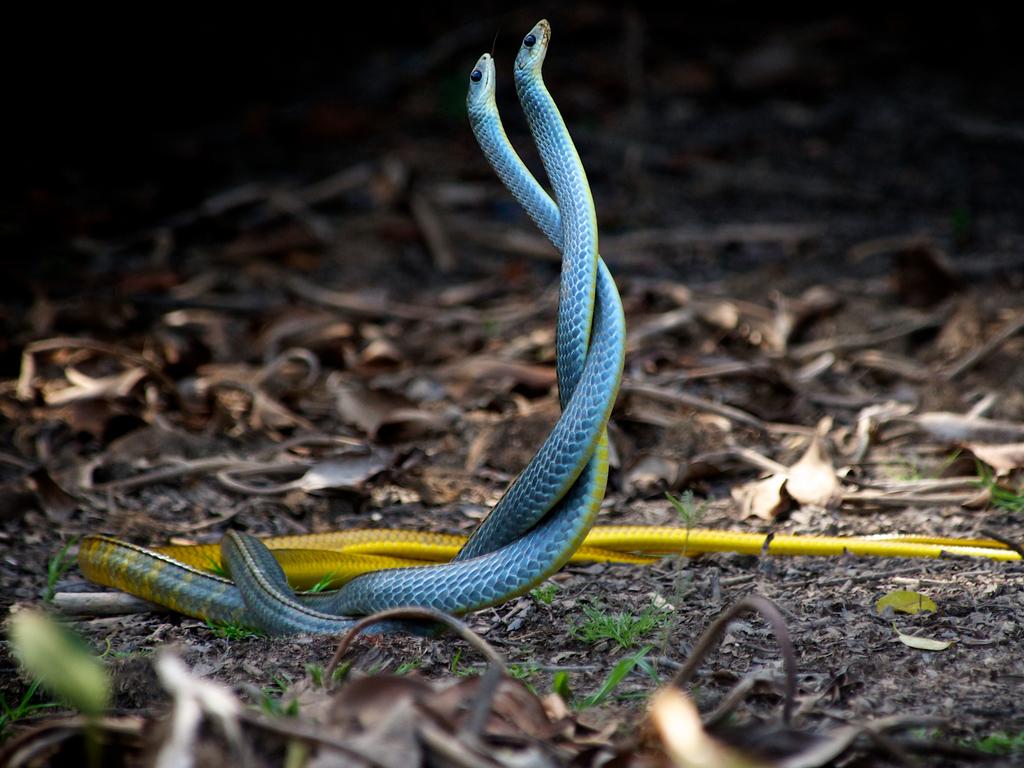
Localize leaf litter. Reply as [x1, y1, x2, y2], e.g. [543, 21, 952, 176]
[2, 9, 1024, 767]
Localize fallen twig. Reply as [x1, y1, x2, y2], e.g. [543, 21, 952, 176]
[622, 382, 768, 433]
[942, 311, 1024, 380]
[53, 592, 162, 616]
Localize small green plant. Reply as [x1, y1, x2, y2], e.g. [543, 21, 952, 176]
[665, 490, 706, 529]
[203, 554, 228, 578]
[332, 661, 352, 684]
[963, 730, 1024, 755]
[577, 646, 659, 709]
[507, 661, 541, 693]
[0, 680, 62, 740]
[307, 572, 338, 594]
[570, 600, 671, 649]
[530, 582, 558, 605]
[975, 462, 1024, 512]
[448, 649, 479, 677]
[205, 619, 264, 640]
[260, 675, 299, 717]
[43, 537, 80, 602]
[508, 662, 540, 679]
[306, 663, 324, 688]
[395, 659, 423, 675]
[551, 670, 572, 702]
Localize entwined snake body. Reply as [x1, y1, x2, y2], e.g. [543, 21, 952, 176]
[77, 22, 1020, 634]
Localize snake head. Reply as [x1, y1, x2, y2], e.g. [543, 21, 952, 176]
[514, 19, 550, 73]
[466, 53, 496, 114]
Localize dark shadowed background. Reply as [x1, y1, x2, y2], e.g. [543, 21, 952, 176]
[3, 5, 1022, 366]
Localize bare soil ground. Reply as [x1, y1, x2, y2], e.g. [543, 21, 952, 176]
[2, 7, 1022, 766]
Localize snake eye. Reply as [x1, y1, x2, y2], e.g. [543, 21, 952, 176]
[523, 33, 537, 48]
[470, 69, 482, 82]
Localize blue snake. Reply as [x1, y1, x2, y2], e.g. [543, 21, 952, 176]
[78, 20, 626, 635]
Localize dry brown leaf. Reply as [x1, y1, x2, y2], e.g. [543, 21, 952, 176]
[966, 442, 1024, 475]
[250, 389, 315, 432]
[694, 299, 740, 330]
[326, 675, 427, 726]
[732, 474, 789, 520]
[38, 400, 135, 440]
[333, 381, 453, 442]
[358, 338, 404, 370]
[347, 696, 424, 768]
[625, 454, 681, 496]
[784, 433, 841, 508]
[405, 466, 474, 505]
[294, 454, 388, 493]
[28, 467, 80, 522]
[893, 626, 954, 652]
[440, 356, 556, 397]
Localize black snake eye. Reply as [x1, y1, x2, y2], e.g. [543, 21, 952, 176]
[523, 33, 537, 48]
[470, 69, 482, 82]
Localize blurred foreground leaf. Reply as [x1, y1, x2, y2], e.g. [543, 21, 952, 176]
[8, 610, 110, 717]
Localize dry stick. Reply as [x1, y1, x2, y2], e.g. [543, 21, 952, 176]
[622, 382, 768, 433]
[88, 457, 292, 492]
[256, 347, 321, 389]
[285, 274, 444, 321]
[788, 309, 950, 360]
[843, 477, 979, 492]
[603, 222, 824, 254]
[779, 715, 948, 768]
[644, 360, 776, 384]
[326, 607, 508, 739]
[702, 671, 779, 728]
[410, 188, 457, 272]
[237, 710, 392, 768]
[692, 446, 789, 476]
[0, 715, 145, 768]
[942, 312, 1024, 380]
[214, 460, 315, 495]
[840, 491, 976, 508]
[849, 349, 931, 382]
[255, 433, 364, 461]
[626, 308, 695, 352]
[286, 273, 549, 327]
[53, 591, 163, 616]
[670, 595, 797, 725]
[417, 720, 502, 768]
[450, 217, 560, 261]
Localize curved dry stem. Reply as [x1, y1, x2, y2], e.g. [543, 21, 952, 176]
[325, 607, 508, 739]
[257, 347, 321, 389]
[670, 594, 797, 724]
